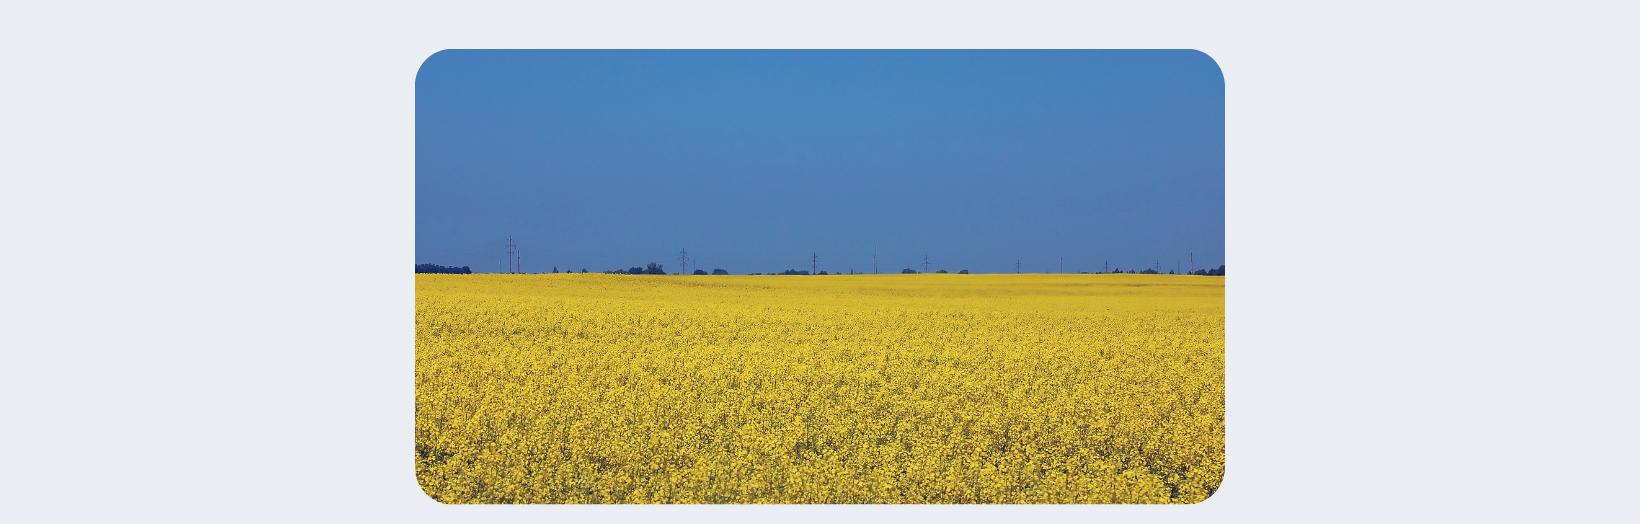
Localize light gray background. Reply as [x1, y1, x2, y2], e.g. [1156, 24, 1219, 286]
[2, 1, 1635, 522]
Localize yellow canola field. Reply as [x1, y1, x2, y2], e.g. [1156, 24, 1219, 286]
[416, 273, 1224, 504]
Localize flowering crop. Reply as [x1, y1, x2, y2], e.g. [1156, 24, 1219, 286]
[415, 273, 1223, 503]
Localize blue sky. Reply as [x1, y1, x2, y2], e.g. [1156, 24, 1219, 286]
[416, 50, 1223, 274]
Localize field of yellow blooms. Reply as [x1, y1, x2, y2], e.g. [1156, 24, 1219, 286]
[415, 273, 1223, 504]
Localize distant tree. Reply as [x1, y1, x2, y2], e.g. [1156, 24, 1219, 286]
[552, 267, 559, 273]
[1080, 271, 1088, 274]
[693, 269, 708, 275]
[645, 262, 666, 275]
[1141, 268, 1158, 274]
[958, 269, 969, 274]
[415, 264, 472, 274]
[818, 270, 829, 275]
[901, 268, 917, 274]
[779, 269, 810, 275]
[712, 268, 729, 275]
[935, 269, 948, 274]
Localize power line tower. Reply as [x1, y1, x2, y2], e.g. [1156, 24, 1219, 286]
[679, 248, 688, 275]
[923, 255, 930, 274]
[503, 236, 518, 274]
[1104, 260, 1109, 273]
[1190, 252, 1194, 275]
[1060, 257, 1064, 274]
[812, 252, 818, 275]
[873, 248, 878, 274]
[1015, 260, 1021, 273]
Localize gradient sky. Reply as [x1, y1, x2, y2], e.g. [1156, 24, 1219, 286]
[416, 50, 1223, 275]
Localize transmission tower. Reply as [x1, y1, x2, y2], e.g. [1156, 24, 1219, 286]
[873, 248, 878, 274]
[680, 248, 688, 275]
[923, 255, 929, 274]
[1191, 252, 1194, 275]
[1060, 257, 1064, 274]
[1105, 260, 1109, 273]
[1015, 260, 1021, 273]
[503, 236, 518, 274]
[812, 252, 817, 275]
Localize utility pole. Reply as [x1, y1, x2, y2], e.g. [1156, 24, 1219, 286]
[680, 248, 688, 275]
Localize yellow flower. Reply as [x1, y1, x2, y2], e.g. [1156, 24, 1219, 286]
[416, 273, 1223, 504]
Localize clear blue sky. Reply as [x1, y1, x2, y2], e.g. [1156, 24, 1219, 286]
[416, 50, 1223, 275]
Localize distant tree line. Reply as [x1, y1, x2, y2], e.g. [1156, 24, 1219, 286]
[596, 262, 735, 275]
[424, 259, 1223, 277]
[1073, 264, 1225, 276]
[1189, 264, 1226, 276]
[415, 263, 471, 274]
[604, 262, 669, 275]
